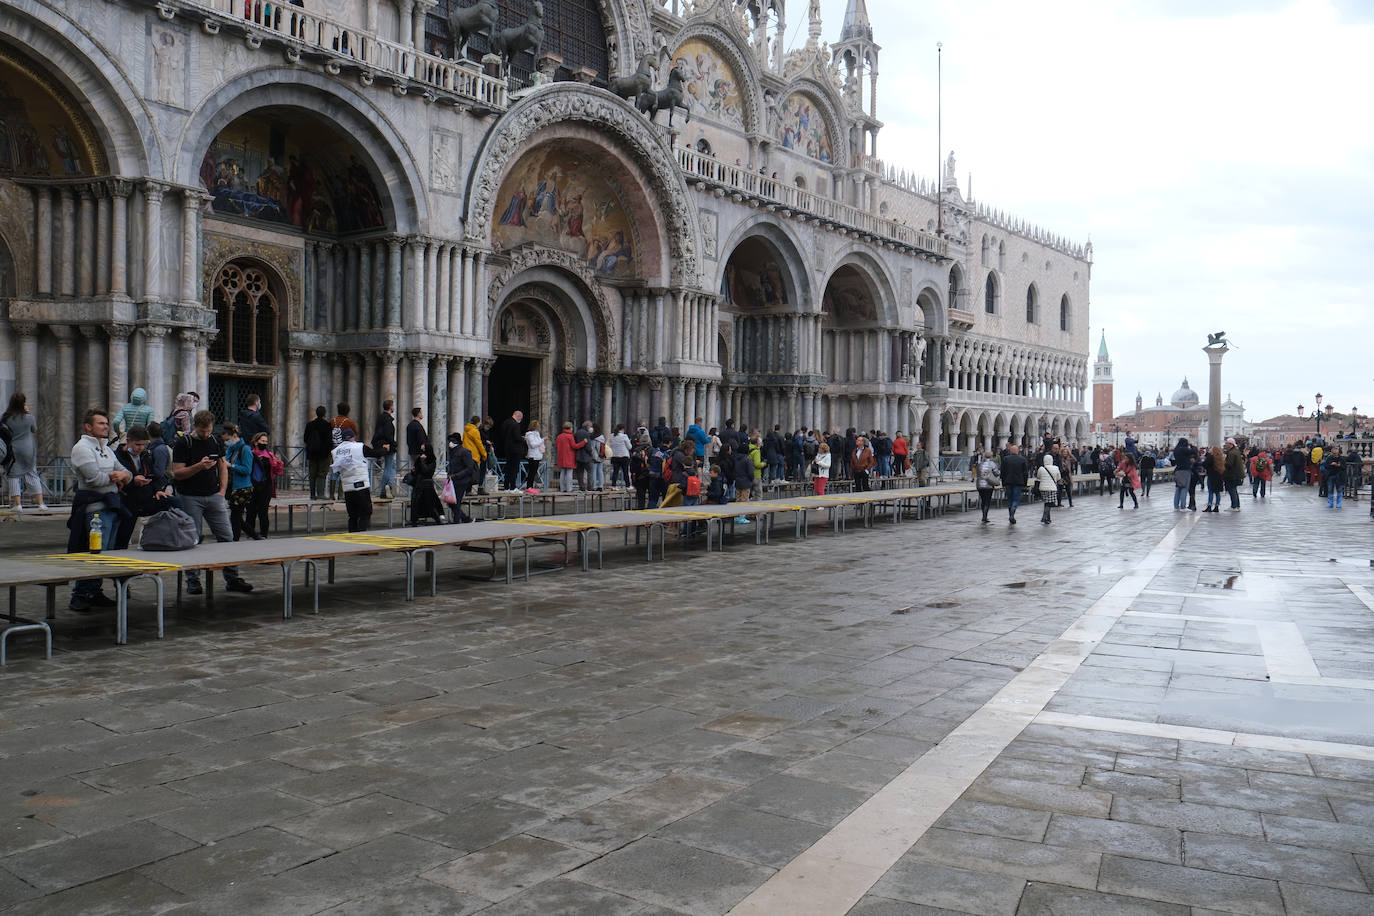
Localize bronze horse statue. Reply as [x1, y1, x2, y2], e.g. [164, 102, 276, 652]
[446, 0, 499, 58]
[609, 50, 665, 102]
[490, 1, 544, 72]
[637, 65, 691, 127]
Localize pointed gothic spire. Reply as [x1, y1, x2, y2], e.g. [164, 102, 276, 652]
[1098, 330, 1109, 359]
[841, 0, 872, 41]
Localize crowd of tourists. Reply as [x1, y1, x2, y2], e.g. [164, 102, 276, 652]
[6, 380, 1370, 611]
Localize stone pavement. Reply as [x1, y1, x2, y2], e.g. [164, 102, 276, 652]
[1, 483, 1372, 915]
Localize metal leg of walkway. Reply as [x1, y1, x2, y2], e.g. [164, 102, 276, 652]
[281, 559, 319, 618]
[114, 574, 165, 644]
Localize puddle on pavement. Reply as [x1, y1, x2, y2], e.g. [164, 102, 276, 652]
[1002, 580, 1047, 589]
[925, 601, 960, 609]
[1162, 686, 1374, 738]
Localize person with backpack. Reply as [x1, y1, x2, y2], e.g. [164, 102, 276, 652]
[975, 450, 1001, 523]
[1116, 453, 1140, 509]
[1249, 449, 1272, 499]
[171, 410, 253, 596]
[891, 431, 908, 476]
[1139, 450, 1157, 497]
[629, 434, 652, 509]
[303, 405, 334, 500]
[647, 439, 669, 508]
[3, 392, 46, 511]
[112, 426, 170, 549]
[1324, 446, 1347, 509]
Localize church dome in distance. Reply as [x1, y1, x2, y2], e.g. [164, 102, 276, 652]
[1170, 378, 1199, 407]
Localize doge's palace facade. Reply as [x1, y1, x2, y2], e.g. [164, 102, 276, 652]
[0, 0, 1090, 461]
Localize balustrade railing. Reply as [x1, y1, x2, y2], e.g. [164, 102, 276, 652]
[178, 0, 507, 108]
[676, 147, 948, 257]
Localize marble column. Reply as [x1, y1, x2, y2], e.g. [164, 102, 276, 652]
[385, 237, 403, 327]
[143, 325, 169, 417]
[431, 356, 450, 452]
[13, 323, 38, 410]
[195, 332, 210, 401]
[35, 189, 53, 296]
[446, 246, 461, 335]
[477, 358, 493, 419]
[647, 379, 662, 429]
[143, 182, 164, 301]
[52, 326, 76, 444]
[109, 181, 130, 297]
[285, 349, 305, 457]
[406, 238, 424, 329]
[180, 190, 203, 304]
[380, 352, 400, 411]
[57, 189, 76, 297]
[598, 374, 613, 429]
[101, 321, 129, 409]
[306, 352, 325, 415]
[624, 377, 640, 430]
[347, 355, 364, 433]
[411, 354, 431, 435]
[370, 242, 386, 329]
[79, 326, 106, 422]
[178, 329, 198, 402]
[95, 189, 110, 295]
[670, 379, 686, 430]
[448, 358, 466, 432]
[554, 369, 571, 426]
[423, 240, 438, 330]
[460, 249, 474, 336]
[474, 253, 489, 339]
[436, 245, 451, 334]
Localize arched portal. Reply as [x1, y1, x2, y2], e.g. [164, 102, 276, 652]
[487, 252, 617, 430]
[206, 259, 283, 432]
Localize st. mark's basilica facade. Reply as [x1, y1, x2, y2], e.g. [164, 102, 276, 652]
[0, 0, 1091, 462]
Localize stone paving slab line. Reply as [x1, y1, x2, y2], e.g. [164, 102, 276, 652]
[727, 511, 1199, 915]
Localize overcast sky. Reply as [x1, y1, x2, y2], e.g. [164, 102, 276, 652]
[808, 0, 1373, 426]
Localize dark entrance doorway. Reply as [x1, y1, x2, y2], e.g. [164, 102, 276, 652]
[208, 375, 268, 434]
[488, 355, 538, 429]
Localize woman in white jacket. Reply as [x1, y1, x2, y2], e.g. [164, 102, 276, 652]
[523, 421, 546, 491]
[812, 442, 832, 495]
[1036, 453, 1062, 525]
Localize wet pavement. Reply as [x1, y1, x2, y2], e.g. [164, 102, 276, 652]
[1, 483, 1373, 914]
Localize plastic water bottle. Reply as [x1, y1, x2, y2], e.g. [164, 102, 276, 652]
[89, 512, 103, 553]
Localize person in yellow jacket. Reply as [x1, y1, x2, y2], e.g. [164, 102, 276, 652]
[462, 415, 486, 465]
[462, 415, 488, 493]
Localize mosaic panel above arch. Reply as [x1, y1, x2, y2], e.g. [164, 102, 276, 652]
[0, 47, 106, 178]
[671, 38, 744, 128]
[199, 109, 386, 234]
[493, 144, 639, 278]
[775, 91, 833, 164]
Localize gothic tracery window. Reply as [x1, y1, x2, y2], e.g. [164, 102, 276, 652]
[210, 262, 279, 366]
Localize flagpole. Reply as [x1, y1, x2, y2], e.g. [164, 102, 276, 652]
[936, 42, 943, 235]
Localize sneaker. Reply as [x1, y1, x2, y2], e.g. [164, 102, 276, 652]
[68, 596, 95, 613]
[186, 579, 203, 596]
[88, 592, 117, 608]
[734, 516, 752, 524]
[225, 578, 254, 593]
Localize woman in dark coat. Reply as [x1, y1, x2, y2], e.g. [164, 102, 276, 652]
[409, 443, 446, 525]
[445, 435, 480, 523]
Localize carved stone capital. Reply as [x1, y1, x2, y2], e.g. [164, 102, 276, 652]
[105, 324, 135, 342]
[78, 324, 103, 340]
[49, 324, 76, 343]
[475, 358, 494, 376]
[107, 179, 134, 200]
[11, 321, 38, 339]
[142, 325, 171, 340]
[285, 348, 306, 362]
[142, 180, 166, 203]
[645, 375, 664, 391]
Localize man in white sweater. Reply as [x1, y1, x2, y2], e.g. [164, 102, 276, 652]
[69, 408, 132, 611]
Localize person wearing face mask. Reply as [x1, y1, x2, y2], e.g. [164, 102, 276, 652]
[113, 426, 171, 549]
